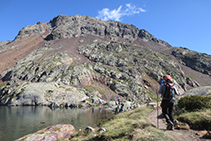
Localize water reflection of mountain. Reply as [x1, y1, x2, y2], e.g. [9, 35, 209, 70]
[0, 106, 114, 141]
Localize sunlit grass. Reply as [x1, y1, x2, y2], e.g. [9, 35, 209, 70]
[69, 107, 173, 141]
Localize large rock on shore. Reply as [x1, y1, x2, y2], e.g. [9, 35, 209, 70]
[0, 81, 89, 106]
[16, 124, 75, 141]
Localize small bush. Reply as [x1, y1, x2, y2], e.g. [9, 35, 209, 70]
[178, 95, 211, 112]
[177, 95, 211, 130]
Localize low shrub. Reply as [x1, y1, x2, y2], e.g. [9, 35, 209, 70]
[178, 95, 211, 112]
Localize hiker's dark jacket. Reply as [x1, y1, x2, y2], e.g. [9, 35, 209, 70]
[157, 82, 179, 101]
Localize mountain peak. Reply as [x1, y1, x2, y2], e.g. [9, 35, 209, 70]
[13, 14, 170, 48]
[45, 14, 139, 42]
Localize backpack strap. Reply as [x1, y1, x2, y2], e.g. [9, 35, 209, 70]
[166, 83, 174, 88]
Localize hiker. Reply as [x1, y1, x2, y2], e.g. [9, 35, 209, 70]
[118, 97, 120, 102]
[157, 75, 180, 130]
[98, 99, 102, 104]
[159, 76, 166, 108]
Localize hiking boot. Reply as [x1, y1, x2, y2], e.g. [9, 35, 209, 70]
[166, 123, 171, 130]
[171, 125, 174, 130]
[167, 123, 174, 130]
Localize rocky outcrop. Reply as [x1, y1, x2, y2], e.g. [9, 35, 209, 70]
[16, 124, 75, 141]
[182, 86, 211, 97]
[106, 101, 140, 113]
[15, 21, 46, 40]
[1, 48, 92, 87]
[172, 48, 211, 76]
[0, 40, 11, 46]
[115, 101, 140, 113]
[138, 29, 171, 47]
[0, 81, 89, 106]
[0, 40, 11, 53]
[78, 41, 187, 91]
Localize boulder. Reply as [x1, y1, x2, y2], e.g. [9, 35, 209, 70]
[16, 124, 75, 141]
[98, 128, 106, 134]
[85, 126, 95, 133]
[107, 101, 118, 108]
[203, 131, 211, 139]
[196, 130, 211, 139]
[196, 130, 208, 137]
[174, 120, 190, 130]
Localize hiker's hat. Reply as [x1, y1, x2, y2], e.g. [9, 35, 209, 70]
[164, 75, 173, 82]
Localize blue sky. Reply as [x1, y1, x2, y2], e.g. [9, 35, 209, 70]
[0, 0, 211, 55]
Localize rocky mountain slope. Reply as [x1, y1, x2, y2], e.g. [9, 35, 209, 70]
[0, 14, 211, 106]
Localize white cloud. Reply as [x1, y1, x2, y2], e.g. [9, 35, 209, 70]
[96, 3, 146, 21]
[125, 3, 146, 15]
[97, 6, 122, 21]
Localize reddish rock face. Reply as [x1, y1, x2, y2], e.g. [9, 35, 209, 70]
[17, 124, 75, 141]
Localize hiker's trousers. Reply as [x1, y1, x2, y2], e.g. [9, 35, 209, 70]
[161, 99, 174, 124]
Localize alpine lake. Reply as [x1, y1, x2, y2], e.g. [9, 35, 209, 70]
[0, 106, 114, 141]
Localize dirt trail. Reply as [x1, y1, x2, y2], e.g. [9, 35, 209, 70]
[147, 108, 209, 141]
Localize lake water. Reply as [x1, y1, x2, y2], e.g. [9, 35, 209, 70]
[0, 106, 114, 141]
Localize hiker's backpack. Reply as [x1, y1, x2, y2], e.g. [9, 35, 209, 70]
[163, 83, 175, 100]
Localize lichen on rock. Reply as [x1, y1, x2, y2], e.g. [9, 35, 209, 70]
[16, 124, 75, 141]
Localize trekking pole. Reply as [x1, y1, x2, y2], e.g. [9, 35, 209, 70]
[175, 98, 181, 129]
[175, 99, 179, 117]
[157, 93, 159, 129]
